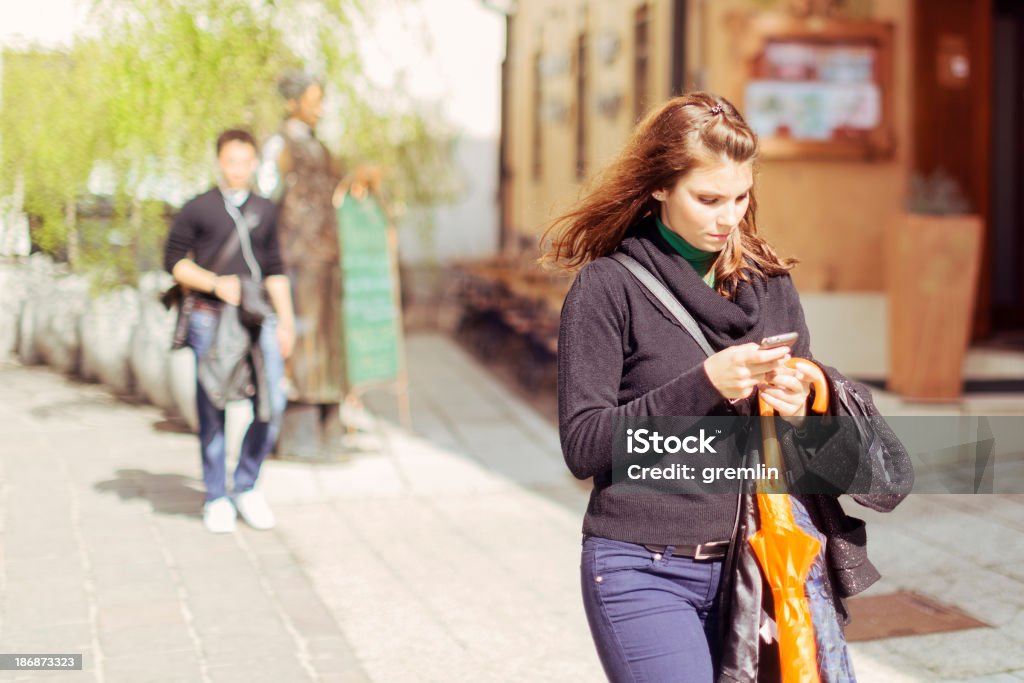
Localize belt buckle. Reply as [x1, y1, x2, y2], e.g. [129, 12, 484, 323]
[694, 540, 729, 560]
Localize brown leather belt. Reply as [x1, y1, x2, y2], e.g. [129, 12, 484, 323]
[643, 540, 730, 560]
[192, 297, 223, 312]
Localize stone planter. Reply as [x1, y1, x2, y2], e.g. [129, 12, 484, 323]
[15, 255, 57, 365]
[36, 275, 89, 375]
[0, 262, 28, 359]
[130, 271, 178, 411]
[80, 287, 139, 394]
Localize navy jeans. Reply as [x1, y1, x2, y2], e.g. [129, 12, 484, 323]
[581, 536, 724, 683]
[188, 307, 286, 502]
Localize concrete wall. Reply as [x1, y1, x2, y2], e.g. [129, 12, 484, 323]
[397, 136, 500, 265]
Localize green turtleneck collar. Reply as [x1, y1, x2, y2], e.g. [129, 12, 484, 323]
[655, 215, 717, 286]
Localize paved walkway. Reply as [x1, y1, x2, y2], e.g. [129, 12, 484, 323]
[1, 333, 1024, 682]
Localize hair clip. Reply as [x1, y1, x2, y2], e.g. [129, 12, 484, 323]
[709, 104, 723, 115]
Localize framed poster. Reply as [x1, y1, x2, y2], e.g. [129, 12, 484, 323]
[737, 16, 894, 161]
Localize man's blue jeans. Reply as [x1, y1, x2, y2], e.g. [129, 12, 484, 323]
[581, 535, 724, 683]
[188, 307, 286, 502]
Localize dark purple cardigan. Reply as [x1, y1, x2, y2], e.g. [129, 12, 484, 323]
[557, 217, 814, 545]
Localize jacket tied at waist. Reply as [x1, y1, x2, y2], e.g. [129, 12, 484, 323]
[196, 304, 272, 423]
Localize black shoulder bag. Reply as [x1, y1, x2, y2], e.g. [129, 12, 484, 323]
[221, 196, 274, 330]
[162, 193, 274, 348]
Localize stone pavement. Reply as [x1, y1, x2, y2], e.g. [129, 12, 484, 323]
[0, 334, 599, 682]
[1, 332, 1024, 682]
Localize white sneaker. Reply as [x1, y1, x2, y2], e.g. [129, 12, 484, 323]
[203, 497, 237, 533]
[233, 489, 276, 530]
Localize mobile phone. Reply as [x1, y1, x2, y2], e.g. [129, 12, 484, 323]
[759, 332, 798, 349]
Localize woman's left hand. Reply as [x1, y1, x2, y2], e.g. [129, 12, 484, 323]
[758, 365, 813, 420]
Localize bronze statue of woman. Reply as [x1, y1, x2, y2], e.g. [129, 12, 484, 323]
[258, 70, 348, 460]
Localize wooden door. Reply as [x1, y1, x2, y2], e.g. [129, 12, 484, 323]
[991, 0, 1024, 335]
[912, 0, 992, 338]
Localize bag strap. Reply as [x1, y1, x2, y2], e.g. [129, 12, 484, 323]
[166, 194, 244, 306]
[610, 252, 716, 358]
[221, 193, 262, 281]
[208, 219, 242, 275]
[168, 221, 238, 304]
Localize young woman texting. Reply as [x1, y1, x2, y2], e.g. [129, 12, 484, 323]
[545, 92, 836, 682]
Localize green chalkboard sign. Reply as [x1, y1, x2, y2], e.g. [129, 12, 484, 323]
[337, 193, 403, 389]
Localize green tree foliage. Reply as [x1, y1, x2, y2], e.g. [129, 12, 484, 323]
[1, 44, 107, 260]
[0, 0, 456, 285]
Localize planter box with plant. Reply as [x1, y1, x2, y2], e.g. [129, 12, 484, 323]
[886, 170, 982, 399]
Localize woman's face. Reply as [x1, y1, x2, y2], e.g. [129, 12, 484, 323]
[653, 159, 754, 253]
[288, 83, 324, 127]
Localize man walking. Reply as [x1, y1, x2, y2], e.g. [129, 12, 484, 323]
[164, 129, 295, 533]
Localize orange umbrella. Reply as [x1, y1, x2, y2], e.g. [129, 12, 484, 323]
[749, 358, 829, 683]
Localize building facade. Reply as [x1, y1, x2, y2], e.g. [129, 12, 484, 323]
[498, 0, 1021, 345]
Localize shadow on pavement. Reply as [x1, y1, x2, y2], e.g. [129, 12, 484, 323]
[152, 416, 194, 434]
[94, 468, 206, 518]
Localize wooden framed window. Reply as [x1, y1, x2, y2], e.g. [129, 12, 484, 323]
[634, 4, 651, 121]
[532, 49, 543, 181]
[575, 32, 588, 180]
[737, 15, 895, 161]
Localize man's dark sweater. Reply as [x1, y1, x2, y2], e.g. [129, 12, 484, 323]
[557, 216, 814, 545]
[163, 188, 283, 292]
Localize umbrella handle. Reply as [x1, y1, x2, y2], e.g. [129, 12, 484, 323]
[759, 358, 829, 416]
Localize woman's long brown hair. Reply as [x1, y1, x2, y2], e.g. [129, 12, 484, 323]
[539, 92, 796, 299]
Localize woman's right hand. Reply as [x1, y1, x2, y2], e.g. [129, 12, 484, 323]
[703, 343, 791, 401]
